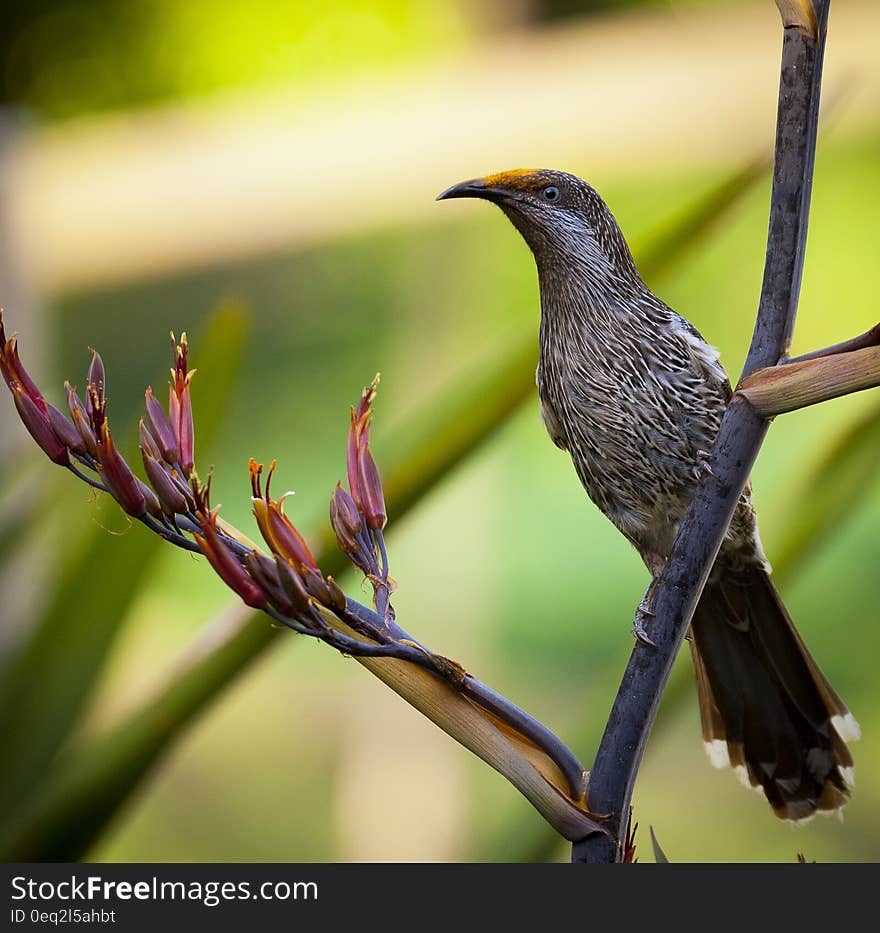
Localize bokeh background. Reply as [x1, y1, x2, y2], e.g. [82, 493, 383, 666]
[0, 0, 878, 862]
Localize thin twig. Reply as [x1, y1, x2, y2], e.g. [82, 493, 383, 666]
[140, 514, 203, 553]
[784, 321, 880, 364]
[66, 462, 106, 491]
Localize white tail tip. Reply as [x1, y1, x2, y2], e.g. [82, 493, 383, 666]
[832, 713, 861, 743]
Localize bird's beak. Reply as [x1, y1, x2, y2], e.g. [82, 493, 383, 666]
[436, 178, 505, 203]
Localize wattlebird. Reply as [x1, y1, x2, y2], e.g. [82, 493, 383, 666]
[438, 169, 858, 820]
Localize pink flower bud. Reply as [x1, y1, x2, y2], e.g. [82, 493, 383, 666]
[141, 447, 190, 516]
[137, 478, 163, 517]
[86, 348, 106, 412]
[47, 403, 85, 454]
[138, 419, 162, 461]
[145, 387, 180, 464]
[12, 388, 69, 465]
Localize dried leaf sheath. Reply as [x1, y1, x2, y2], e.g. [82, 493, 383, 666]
[738, 342, 880, 416]
[324, 608, 598, 841]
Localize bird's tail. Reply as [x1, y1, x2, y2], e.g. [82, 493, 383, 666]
[690, 562, 859, 820]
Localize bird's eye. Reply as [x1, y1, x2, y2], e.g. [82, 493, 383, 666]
[541, 185, 560, 202]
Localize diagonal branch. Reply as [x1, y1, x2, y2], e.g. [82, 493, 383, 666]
[786, 321, 880, 363]
[573, 0, 834, 863]
[738, 340, 880, 416]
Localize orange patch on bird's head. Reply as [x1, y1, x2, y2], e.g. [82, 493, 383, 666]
[480, 169, 542, 191]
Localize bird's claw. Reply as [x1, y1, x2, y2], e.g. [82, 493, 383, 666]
[632, 597, 657, 648]
[694, 449, 716, 480]
[632, 615, 657, 648]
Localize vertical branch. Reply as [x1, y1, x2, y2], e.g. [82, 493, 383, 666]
[573, 0, 831, 864]
[746, 0, 829, 372]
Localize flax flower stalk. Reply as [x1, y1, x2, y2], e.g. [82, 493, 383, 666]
[0, 317, 602, 842]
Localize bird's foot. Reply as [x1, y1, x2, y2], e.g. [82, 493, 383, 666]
[693, 449, 716, 480]
[631, 598, 657, 648]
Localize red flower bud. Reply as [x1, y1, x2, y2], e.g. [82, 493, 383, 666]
[169, 333, 195, 476]
[93, 401, 146, 516]
[12, 387, 69, 465]
[195, 509, 266, 610]
[346, 376, 378, 511]
[250, 460, 317, 570]
[347, 416, 365, 510]
[145, 387, 180, 464]
[0, 313, 48, 415]
[358, 445, 387, 530]
[261, 499, 317, 569]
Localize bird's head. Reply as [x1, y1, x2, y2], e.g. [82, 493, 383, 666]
[438, 168, 640, 285]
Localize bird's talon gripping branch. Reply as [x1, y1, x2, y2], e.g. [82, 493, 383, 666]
[632, 582, 658, 646]
[631, 617, 658, 649]
[694, 449, 717, 480]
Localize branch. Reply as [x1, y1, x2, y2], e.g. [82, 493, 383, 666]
[738, 340, 880, 416]
[786, 321, 880, 363]
[573, 0, 833, 863]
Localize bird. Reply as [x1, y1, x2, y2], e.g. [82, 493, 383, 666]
[438, 168, 859, 820]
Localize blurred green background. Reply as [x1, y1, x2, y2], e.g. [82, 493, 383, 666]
[0, 0, 878, 862]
